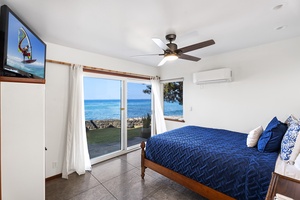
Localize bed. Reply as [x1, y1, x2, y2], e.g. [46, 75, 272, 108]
[140, 125, 279, 200]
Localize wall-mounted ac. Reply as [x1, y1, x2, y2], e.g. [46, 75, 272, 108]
[193, 68, 232, 84]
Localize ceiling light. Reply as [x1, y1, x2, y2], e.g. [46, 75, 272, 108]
[275, 26, 285, 30]
[158, 53, 179, 66]
[273, 4, 283, 10]
[165, 54, 178, 61]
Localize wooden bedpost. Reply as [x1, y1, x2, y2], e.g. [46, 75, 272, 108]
[140, 141, 146, 179]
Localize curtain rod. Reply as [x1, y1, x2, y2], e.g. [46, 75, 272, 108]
[46, 59, 151, 80]
[46, 59, 72, 66]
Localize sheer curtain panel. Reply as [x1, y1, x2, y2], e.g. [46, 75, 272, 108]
[151, 77, 167, 134]
[62, 64, 91, 179]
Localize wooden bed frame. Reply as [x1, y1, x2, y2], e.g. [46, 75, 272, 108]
[140, 141, 235, 200]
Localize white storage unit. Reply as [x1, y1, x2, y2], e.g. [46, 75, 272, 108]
[1, 82, 45, 200]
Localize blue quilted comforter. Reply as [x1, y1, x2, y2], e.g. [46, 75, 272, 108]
[145, 126, 278, 200]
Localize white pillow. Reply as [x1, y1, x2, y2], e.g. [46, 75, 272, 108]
[295, 153, 300, 170]
[247, 126, 263, 147]
[288, 132, 300, 164]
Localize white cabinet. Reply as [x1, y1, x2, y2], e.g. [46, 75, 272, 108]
[1, 82, 45, 200]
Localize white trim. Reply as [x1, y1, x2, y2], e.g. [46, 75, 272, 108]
[160, 79, 184, 120]
[160, 77, 184, 83]
[83, 72, 152, 165]
[90, 147, 140, 165]
[122, 80, 127, 151]
[84, 72, 126, 80]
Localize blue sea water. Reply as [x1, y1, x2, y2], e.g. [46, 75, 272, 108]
[84, 99, 183, 120]
[7, 57, 45, 78]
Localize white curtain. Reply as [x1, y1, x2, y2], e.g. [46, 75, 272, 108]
[62, 64, 91, 179]
[151, 77, 167, 134]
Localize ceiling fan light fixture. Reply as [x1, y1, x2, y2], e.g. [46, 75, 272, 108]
[151, 34, 215, 66]
[165, 54, 178, 61]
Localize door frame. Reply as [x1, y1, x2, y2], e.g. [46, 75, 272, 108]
[83, 72, 152, 165]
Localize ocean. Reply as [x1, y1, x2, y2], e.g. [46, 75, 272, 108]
[7, 57, 45, 78]
[84, 99, 183, 120]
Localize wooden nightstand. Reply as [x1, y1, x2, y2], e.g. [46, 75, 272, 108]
[266, 172, 300, 200]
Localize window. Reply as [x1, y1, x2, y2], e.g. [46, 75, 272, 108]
[162, 80, 183, 121]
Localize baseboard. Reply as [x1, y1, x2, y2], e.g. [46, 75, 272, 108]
[45, 173, 62, 182]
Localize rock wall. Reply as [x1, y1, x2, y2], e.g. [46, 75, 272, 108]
[85, 118, 143, 130]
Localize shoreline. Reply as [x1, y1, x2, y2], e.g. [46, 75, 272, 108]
[85, 118, 143, 130]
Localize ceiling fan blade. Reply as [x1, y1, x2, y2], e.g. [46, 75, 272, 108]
[178, 39, 215, 53]
[158, 57, 168, 66]
[152, 38, 170, 51]
[131, 53, 163, 57]
[179, 54, 201, 62]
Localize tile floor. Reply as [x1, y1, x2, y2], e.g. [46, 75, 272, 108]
[46, 150, 207, 200]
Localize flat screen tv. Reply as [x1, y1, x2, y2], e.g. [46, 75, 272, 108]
[0, 5, 46, 83]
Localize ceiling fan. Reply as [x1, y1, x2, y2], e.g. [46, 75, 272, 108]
[151, 34, 215, 66]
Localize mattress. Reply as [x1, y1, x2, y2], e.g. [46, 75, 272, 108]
[275, 156, 300, 180]
[145, 126, 278, 200]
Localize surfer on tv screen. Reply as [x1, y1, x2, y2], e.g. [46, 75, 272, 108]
[18, 27, 36, 63]
[21, 45, 30, 60]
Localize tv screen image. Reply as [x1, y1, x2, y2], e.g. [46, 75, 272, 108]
[1, 5, 46, 80]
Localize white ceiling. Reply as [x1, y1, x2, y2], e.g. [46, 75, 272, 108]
[2, 0, 300, 67]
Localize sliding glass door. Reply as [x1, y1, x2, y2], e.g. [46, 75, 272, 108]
[127, 81, 152, 149]
[83, 75, 152, 161]
[84, 77, 122, 159]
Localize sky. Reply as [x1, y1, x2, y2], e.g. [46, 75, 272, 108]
[83, 77, 151, 100]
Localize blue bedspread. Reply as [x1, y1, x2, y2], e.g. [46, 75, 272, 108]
[145, 126, 278, 200]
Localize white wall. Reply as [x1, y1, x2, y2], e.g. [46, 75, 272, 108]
[46, 43, 157, 76]
[1, 82, 45, 200]
[45, 42, 158, 178]
[45, 36, 300, 177]
[45, 63, 69, 178]
[160, 36, 300, 133]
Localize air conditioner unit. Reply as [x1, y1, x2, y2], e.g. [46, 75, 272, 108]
[193, 68, 232, 84]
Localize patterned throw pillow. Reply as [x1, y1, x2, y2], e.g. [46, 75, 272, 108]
[280, 122, 300, 161]
[285, 114, 299, 126]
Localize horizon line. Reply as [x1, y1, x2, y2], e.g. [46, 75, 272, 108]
[84, 98, 151, 101]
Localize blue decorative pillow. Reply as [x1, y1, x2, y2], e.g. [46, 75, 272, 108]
[285, 114, 299, 126]
[280, 123, 300, 160]
[257, 117, 288, 152]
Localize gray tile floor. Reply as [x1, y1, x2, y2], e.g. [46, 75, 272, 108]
[46, 150, 207, 200]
